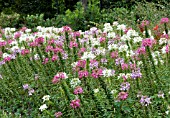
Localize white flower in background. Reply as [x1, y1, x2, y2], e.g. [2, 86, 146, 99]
[95, 47, 106, 56]
[126, 50, 135, 57]
[0, 74, 3, 79]
[154, 51, 160, 56]
[137, 61, 143, 66]
[150, 36, 154, 40]
[4, 27, 10, 32]
[133, 36, 143, 43]
[25, 29, 31, 33]
[37, 26, 42, 31]
[118, 44, 128, 52]
[161, 46, 167, 54]
[2, 53, 10, 58]
[127, 29, 139, 37]
[70, 78, 81, 88]
[112, 21, 119, 26]
[103, 69, 115, 77]
[165, 110, 169, 115]
[160, 59, 164, 65]
[11, 46, 20, 52]
[19, 36, 27, 43]
[10, 28, 16, 32]
[103, 23, 113, 32]
[4, 28, 12, 35]
[121, 34, 131, 41]
[71, 62, 78, 68]
[39, 104, 48, 111]
[21, 47, 25, 50]
[90, 27, 98, 32]
[117, 24, 126, 31]
[104, 23, 111, 27]
[118, 73, 131, 79]
[154, 59, 158, 65]
[81, 51, 96, 60]
[143, 30, 152, 36]
[93, 88, 99, 93]
[42, 95, 50, 102]
[126, 73, 131, 78]
[108, 44, 118, 51]
[34, 54, 40, 60]
[91, 38, 100, 47]
[118, 73, 126, 79]
[159, 38, 167, 45]
[110, 89, 117, 95]
[108, 32, 116, 38]
[9, 40, 18, 46]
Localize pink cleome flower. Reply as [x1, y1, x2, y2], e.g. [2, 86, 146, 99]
[14, 32, 21, 39]
[70, 99, 81, 109]
[121, 63, 129, 70]
[70, 41, 78, 48]
[55, 112, 62, 118]
[140, 96, 151, 106]
[52, 72, 68, 84]
[160, 17, 169, 24]
[142, 38, 156, 48]
[118, 92, 128, 100]
[110, 51, 118, 59]
[91, 68, 103, 79]
[78, 70, 88, 79]
[74, 86, 83, 95]
[4, 56, 11, 62]
[21, 49, 30, 55]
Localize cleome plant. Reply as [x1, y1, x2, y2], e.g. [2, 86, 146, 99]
[0, 18, 170, 117]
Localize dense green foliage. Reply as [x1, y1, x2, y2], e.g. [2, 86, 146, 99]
[0, 1, 170, 31]
[0, 18, 170, 117]
[0, 0, 170, 117]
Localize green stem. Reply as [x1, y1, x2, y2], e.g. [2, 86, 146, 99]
[146, 46, 160, 86]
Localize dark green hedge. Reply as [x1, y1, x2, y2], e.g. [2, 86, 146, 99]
[0, 0, 170, 18]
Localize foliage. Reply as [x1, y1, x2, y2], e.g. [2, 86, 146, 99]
[0, 12, 20, 28]
[0, 17, 170, 117]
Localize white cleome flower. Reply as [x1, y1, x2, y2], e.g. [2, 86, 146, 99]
[2, 53, 10, 58]
[71, 62, 78, 68]
[39, 104, 48, 111]
[127, 29, 139, 37]
[70, 78, 81, 88]
[102, 69, 115, 77]
[108, 44, 118, 51]
[42, 95, 50, 102]
[159, 38, 167, 45]
[81, 51, 96, 60]
[95, 47, 106, 56]
[161, 46, 167, 54]
[108, 32, 116, 38]
[25, 29, 31, 33]
[103, 23, 113, 32]
[93, 88, 99, 93]
[165, 110, 169, 115]
[91, 38, 100, 47]
[118, 44, 128, 52]
[112, 21, 119, 26]
[133, 36, 143, 43]
[143, 30, 152, 37]
[121, 34, 131, 41]
[117, 24, 126, 31]
[110, 89, 117, 95]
